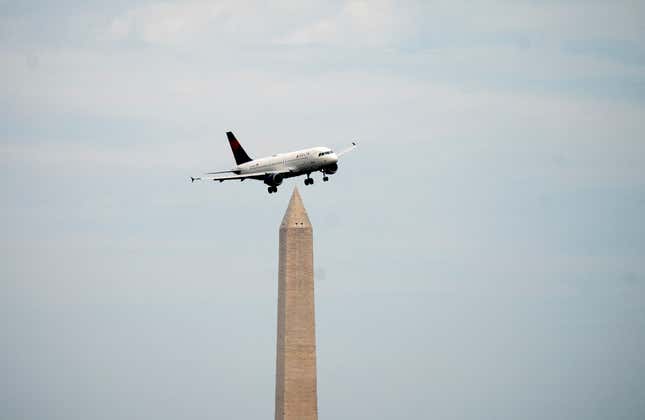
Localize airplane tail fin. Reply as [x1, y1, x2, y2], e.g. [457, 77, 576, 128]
[226, 131, 253, 165]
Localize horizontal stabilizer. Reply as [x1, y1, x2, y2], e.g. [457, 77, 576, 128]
[206, 170, 237, 175]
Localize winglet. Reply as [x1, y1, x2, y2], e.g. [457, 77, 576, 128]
[337, 141, 358, 157]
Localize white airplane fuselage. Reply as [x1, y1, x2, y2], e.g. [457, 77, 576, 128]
[236, 146, 338, 177]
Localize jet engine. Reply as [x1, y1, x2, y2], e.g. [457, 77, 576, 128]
[323, 163, 338, 174]
[264, 173, 284, 187]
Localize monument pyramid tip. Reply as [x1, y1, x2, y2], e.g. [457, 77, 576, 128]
[281, 186, 311, 228]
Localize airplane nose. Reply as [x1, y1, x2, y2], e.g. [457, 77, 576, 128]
[330, 154, 339, 163]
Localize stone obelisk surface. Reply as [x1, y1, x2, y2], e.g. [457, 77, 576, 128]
[275, 188, 318, 420]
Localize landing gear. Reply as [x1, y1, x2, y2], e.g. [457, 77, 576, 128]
[267, 186, 278, 194]
[323, 176, 329, 182]
[304, 174, 314, 186]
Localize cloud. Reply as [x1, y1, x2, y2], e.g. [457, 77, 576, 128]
[103, 0, 421, 49]
[107, 1, 224, 45]
[277, 0, 409, 47]
[102, 0, 326, 48]
[275, 1, 645, 49]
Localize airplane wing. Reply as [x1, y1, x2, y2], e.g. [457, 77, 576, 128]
[205, 169, 237, 175]
[191, 169, 293, 183]
[336, 141, 357, 157]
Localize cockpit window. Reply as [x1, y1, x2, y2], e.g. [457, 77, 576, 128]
[318, 151, 333, 157]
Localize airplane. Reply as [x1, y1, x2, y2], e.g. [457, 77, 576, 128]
[191, 131, 357, 194]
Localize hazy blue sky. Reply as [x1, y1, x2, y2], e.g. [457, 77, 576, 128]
[2, 1, 644, 419]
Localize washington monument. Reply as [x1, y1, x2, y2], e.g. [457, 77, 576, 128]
[274, 188, 318, 420]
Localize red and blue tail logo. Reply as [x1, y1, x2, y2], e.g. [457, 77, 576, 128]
[226, 131, 253, 165]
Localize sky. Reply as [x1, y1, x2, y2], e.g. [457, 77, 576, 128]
[1, 1, 644, 419]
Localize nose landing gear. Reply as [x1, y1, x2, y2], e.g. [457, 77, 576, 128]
[267, 186, 278, 194]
